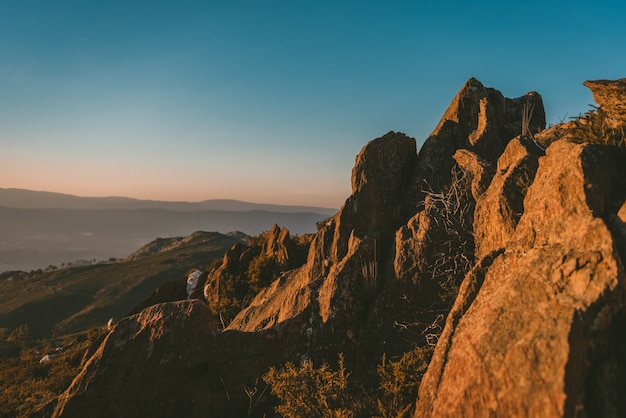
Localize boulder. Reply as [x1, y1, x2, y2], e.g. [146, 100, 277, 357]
[53, 300, 219, 417]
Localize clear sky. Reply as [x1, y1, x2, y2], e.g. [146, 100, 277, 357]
[1, 0, 624, 208]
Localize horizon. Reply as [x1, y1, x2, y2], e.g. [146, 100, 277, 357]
[0, 186, 339, 209]
[2, 1, 625, 207]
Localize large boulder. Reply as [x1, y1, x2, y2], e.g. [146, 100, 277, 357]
[53, 300, 219, 417]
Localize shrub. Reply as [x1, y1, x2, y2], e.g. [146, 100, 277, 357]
[375, 346, 434, 418]
[421, 166, 474, 305]
[247, 254, 277, 292]
[263, 354, 359, 418]
[263, 345, 435, 418]
[567, 106, 626, 146]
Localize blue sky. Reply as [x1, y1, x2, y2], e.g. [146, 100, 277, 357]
[1, 0, 624, 207]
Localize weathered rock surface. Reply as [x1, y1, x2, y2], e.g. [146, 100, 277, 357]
[204, 242, 249, 307]
[417, 78, 544, 189]
[203, 224, 304, 314]
[53, 300, 218, 417]
[472, 137, 542, 259]
[262, 224, 295, 269]
[415, 139, 626, 417]
[452, 148, 494, 200]
[583, 78, 626, 127]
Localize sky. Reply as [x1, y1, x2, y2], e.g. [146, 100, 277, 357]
[1, 0, 624, 208]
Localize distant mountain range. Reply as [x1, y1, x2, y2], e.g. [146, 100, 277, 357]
[0, 189, 336, 272]
[0, 188, 336, 213]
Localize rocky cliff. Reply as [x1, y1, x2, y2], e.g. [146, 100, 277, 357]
[413, 79, 626, 417]
[53, 78, 626, 417]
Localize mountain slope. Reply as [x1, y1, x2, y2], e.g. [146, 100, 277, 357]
[0, 206, 329, 272]
[0, 231, 244, 338]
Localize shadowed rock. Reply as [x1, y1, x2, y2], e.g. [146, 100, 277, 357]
[54, 300, 218, 417]
[417, 78, 545, 190]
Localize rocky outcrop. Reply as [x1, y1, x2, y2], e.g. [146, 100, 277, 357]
[54, 300, 218, 417]
[203, 224, 304, 313]
[416, 78, 544, 189]
[583, 78, 626, 127]
[229, 132, 419, 354]
[204, 242, 249, 307]
[472, 137, 542, 259]
[262, 224, 295, 269]
[415, 139, 626, 417]
[60, 77, 619, 418]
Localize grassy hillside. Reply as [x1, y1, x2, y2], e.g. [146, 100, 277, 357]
[0, 231, 244, 338]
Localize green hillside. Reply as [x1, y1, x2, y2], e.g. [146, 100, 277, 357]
[0, 231, 244, 338]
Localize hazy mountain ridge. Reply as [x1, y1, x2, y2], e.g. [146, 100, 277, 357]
[0, 188, 337, 214]
[0, 197, 332, 272]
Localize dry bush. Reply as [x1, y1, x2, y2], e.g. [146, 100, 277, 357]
[420, 166, 475, 304]
[567, 106, 626, 146]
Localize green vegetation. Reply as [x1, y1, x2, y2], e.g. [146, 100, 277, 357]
[0, 326, 108, 418]
[264, 353, 357, 418]
[263, 346, 434, 418]
[208, 231, 314, 327]
[0, 231, 241, 338]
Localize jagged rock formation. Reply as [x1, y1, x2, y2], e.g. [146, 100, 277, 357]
[262, 224, 296, 269]
[416, 77, 544, 189]
[471, 137, 542, 259]
[414, 79, 626, 417]
[202, 224, 307, 324]
[52, 77, 626, 417]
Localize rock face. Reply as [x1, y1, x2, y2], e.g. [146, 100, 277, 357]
[472, 137, 542, 259]
[54, 77, 626, 418]
[414, 135, 626, 414]
[417, 77, 544, 189]
[262, 224, 295, 269]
